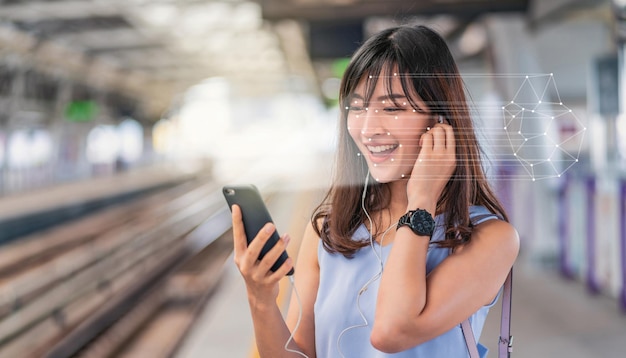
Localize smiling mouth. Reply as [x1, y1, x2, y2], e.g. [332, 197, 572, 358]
[366, 144, 398, 155]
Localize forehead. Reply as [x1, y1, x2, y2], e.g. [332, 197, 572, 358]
[346, 68, 431, 111]
[351, 73, 406, 101]
[349, 71, 427, 108]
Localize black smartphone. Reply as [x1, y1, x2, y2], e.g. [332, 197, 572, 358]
[222, 185, 294, 276]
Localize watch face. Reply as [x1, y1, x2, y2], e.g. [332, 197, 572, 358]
[410, 209, 435, 236]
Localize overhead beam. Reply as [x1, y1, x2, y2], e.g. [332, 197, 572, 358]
[257, 0, 529, 22]
[527, 0, 609, 28]
[55, 28, 152, 50]
[87, 43, 164, 55]
[14, 15, 133, 36]
[0, 1, 124, 22]
[0, 23, 174, 118]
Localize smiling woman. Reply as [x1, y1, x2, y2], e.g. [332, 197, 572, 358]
[346, 81, 433, 183]
[230, 24, 519, 358]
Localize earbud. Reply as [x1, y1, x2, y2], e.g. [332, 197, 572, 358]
[438, 115, 444, 124]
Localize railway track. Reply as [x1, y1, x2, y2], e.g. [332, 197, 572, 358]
[0, 178, 237, 358]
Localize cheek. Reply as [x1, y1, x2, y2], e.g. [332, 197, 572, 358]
[346, 120, 361, 141]
[397, 124, 424, 141]
[399, 133, 425, 158]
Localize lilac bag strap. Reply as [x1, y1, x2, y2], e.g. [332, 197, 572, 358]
[499, 269, 514, 357]
[461, 268, 513, 358]
[461, 213, 514, 358]
[461, 318, 480, 357]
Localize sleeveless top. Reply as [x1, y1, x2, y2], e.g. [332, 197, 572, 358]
[314, 205, 500, 358]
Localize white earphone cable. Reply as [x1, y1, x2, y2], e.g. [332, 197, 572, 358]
[284, 275, 309, 358]
[337, 170, 393, 357]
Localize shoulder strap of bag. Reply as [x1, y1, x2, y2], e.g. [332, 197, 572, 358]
[461, 269, 513, 358]
[461, 213, 514, 358]
[461, 318, 480, 357]
[498, 269, 513, 357]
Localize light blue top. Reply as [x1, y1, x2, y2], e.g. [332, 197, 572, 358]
[314, 206, 499, 358]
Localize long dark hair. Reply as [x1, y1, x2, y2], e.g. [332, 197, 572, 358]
[312, 24, 508, 257]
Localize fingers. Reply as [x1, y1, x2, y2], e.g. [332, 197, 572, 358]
[245, 222, 275, 251]
[414, 123, 456, 183]
[232, 204, 274, 273]
[241, 222, 275, 270]
[444, 123, 455, 150]
[419, 130, 433, 152]
[255, 234, 292, 277]
[431, 126, 446, 151]
[233, 214, 293, 279]
[420, 123, 453, 152]
[430, 124, 453, 151]
[267, 255, 294, 281]
[231, 205, 248, 257]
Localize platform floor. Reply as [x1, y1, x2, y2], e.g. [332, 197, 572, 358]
[176, 185, 626, 358]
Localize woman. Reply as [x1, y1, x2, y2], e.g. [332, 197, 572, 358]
[231, 24, 519, 357]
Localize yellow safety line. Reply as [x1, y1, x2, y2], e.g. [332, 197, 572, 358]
[249, 189, 314, 358]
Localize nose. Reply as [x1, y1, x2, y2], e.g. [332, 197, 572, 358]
[359, 108, 387, 138]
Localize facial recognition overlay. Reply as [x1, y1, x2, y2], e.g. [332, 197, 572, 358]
[344, 72, 586, 183]
[500, 74, 586, 181]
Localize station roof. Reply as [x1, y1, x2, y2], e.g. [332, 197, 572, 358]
[0, 0, 592, 119]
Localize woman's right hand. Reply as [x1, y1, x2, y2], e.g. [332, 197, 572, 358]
[231, 204, 294, 308]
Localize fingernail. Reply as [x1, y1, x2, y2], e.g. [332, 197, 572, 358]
[264, 223, 275, 234]
[283, 234, 291, 244]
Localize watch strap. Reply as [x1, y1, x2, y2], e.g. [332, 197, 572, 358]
[397, 209, 435, 236]
[397, 211, 413, 229]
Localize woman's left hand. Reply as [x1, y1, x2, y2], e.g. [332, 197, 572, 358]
[407, 122, 456, 208]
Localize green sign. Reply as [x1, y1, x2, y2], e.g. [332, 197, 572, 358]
[65, 100, 99, 122]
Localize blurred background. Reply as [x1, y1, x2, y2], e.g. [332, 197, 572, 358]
[0, 0, 623, 357]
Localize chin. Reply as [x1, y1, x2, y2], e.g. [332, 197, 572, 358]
[368, 171, 405, 183]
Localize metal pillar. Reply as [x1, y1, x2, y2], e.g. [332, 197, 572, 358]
[614, 0, 626, 311]
[619, 178, 626, 312]
[558, 174, 575, 279]
[585, 176, 600, 294]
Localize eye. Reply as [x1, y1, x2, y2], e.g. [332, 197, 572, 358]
[349, 105, 365, 112]
[347, 97, 365, 113]
[348, 101, 366, 112]
[383, 107, 402, 113]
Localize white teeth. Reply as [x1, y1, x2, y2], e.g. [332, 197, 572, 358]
[367, 144, 397, 153]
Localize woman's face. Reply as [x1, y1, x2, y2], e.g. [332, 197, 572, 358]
[347, 74, 434, 183]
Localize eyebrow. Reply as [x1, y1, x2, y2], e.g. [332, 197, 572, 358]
[348, 93, 407, 102]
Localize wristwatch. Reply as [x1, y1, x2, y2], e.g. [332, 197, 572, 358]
[397, 208, 436, 237]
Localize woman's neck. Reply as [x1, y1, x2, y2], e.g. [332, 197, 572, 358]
[387, 179, 409, 220]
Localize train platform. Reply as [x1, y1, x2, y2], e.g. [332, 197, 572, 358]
[1, 153, 622, 357]
[176, 185, 626, 358]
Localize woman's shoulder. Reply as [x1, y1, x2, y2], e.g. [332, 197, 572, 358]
[298, 220, 323, 267]
[468, 205, 499, 221]
[470, 210, 519, 257]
